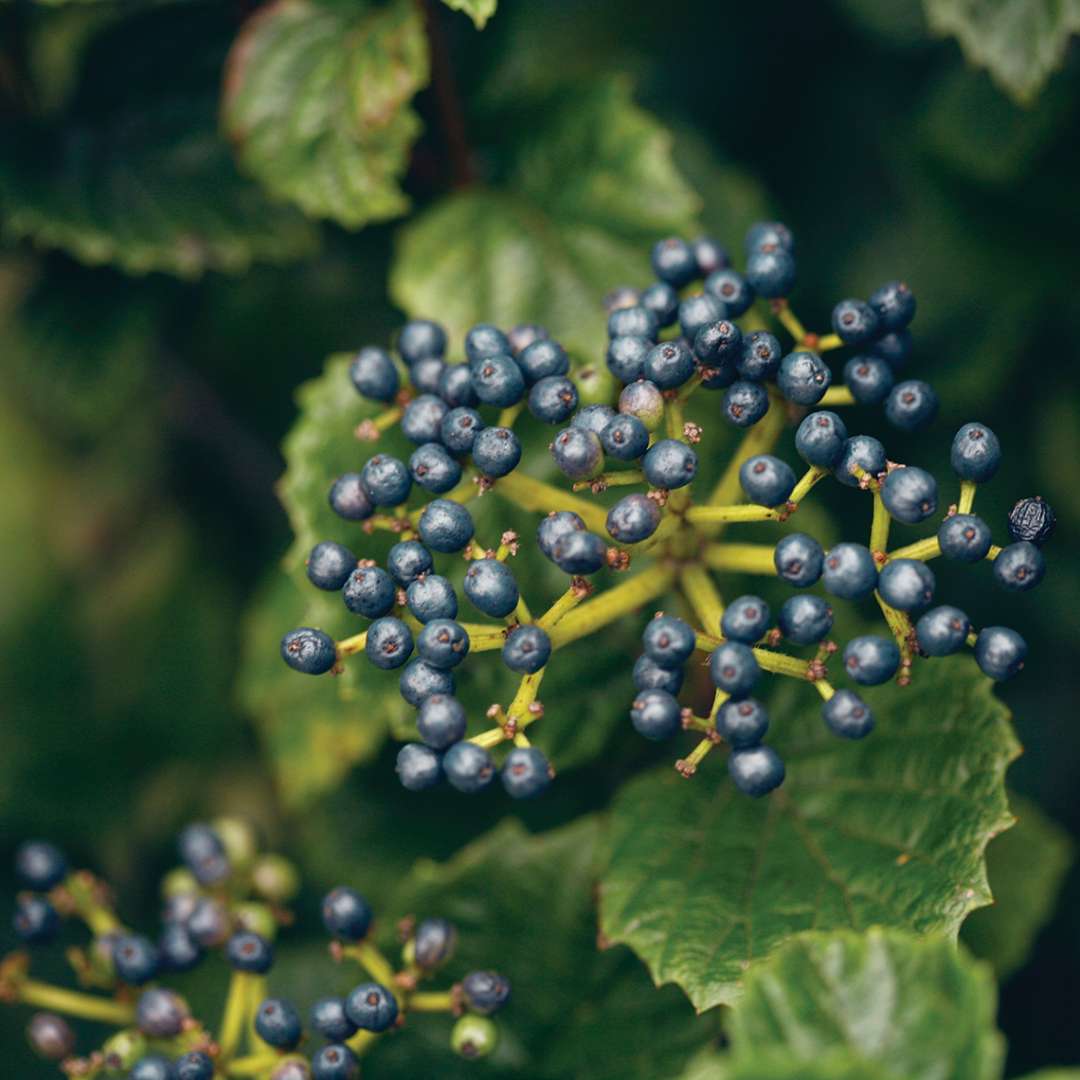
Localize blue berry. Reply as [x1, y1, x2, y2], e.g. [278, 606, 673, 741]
[679, 293, 723, 342]
[186, 897, 230, 947]
[651, 237, 698, 286]
[693, 319, 742, 367]
[464, 559, 518, 617]
[778, 595, 833, 645]
[440, 407, 484, 454]
[643, 439, 697, 490]
[113, 935, 160, 985]
[311, 998, 357, 1042]
[878, 559, 935, 610]
[349, 347, 398, 402]
[834, 434, 887, 487]
[993, 542, 1045, 591]
[915, 606, 970, 656]
[437, 364, 477, 407]
[387, 541, 432, 586]
[178, 824, 228, 885]
[601, 414, 649, 460]
[551, 427, 603, 480]
[406, 574, 457, 623]
[227, 931, 273, 974]
[413, 917, 457, 970]
[395, 744, 442, 791]
[643, 614, 696, 669]
[129, 1056, 174, 1080]
[472, 426, 521, 477]
[345, 983, 398, 1032]
[472, 354, 525, 407]
[795, 411, 848, 469]
[630, 689, 682, 738]
[399, 659, 455, 707]
[778, 350, 831, 405]
[416, 694, 467, 749]
[728, 745, 785, 796]
[745, 246, 795, 298]
[307, 541, 356, 591]
[868, 280, 915, 331]
[746, 221, 794, 254]
[461, 971, 511, 1015]
[736, 330, 782, 382]
[443, 741, 496, 793]
[417, 619, 470, 670]
[608, 304, 659, 340]
[159, 924, 202, 973]
[1008, 496, 1056, 545]
[464, 324, 510, 364]
[716, 698, 768, 748]
[321, 887, 372, 942]
[881, 466, 938, 525]
[360, 454, 411, 507]
[398, 319, 447, 364]
[329, 473, 374, 522]
[418, 500, 474, 553]
[528, 375, 578, 423]
[256, 998, 302, 1050]
[518, 339, 568, 383]
[721, 596, 771, 643]
[843, 635, 900, 685]
[136, 988, 189, 1038]
[502, 625, 551, 674]
[572, 404, 617, 436]
[822, 690, 874, 739]
[773, 532, 824, 587]
[343, 566, 395, 619]
[885, 379, 938, 431]
[551, 529, 607, 575]
[843, 355, 894, 405]
[501, 747, 552, 799]
[822, 543, 878, 600]
[606, 493, 661, 544]
[606, 335, 652, 383]
[619, 379, 665, 430]
[176, 1052, 214, 1080]
[409, 443, 461, 494]
[870, 330, 912, 369]
[537, 510, 586, 558]
[632, 654, 685, 694]
[722, 380, 770, 427]
[401, 394, 448, 445]
[709, 641, 760, 697]
[938, 514, 992, 562]
[15, 841, 67, 891]
[705, 268, 755, 317]
[311, 1044, 360, 1080]
[644, 340, 695, 390]
[831, 298, 879, 345]
[365, 617, 414, 670]
[14, 895, 59, 944]
[950, 422, 1001, 483]
[740, 454, 796, 507]
[410, 355, 445, 395]
[640, 281, 680, 327]
[975, 626, 1027, 680]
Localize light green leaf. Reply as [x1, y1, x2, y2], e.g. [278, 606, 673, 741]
[223, 0, 429, 229]
[392, 78, 701, 360]
[599, 658, 1020, 1011]
[725, 929, 1004, 1080]
[924, 0, 1080, 103]
[962, 791, 1072, 976]
[441, 0, 497, 29]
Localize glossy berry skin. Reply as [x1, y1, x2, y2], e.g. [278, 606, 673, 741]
[417, 620, 471, 670]
[14, 895, 59, 944]
[311, 1044, 360, 1080]
[398, 319, 447, 364]
[993, 541, 1045, 591]
[329, 473, 374, 522]
[679, 293, 723, 342]
[601, 414, 649, 461]
[186, 897, 230, 947]
[360, 454, 411, 507]
[349, 347, 399, 402]
[113, 935, 160, 985]
[464, 324, 510, 364]
[502, 625, 552, 674]
[728, 745, 785, 797]
[822, 690, 874, 739]
[735, 330, 781, 382]
[822, 543, 878, 600]
[645, 340, 695, 389]
[365, 617, 414, 670]
[643, 615, 696, 669]
[795, 410, 848, 468]
[412, 917, 457, 970]
[915, 606, 970, 656]
[472, 426, 521, 477]
[745, 247, 796, 298]
[409, 443, 461, 494]
[619, 379, 665, 430]
[835, 437, 886, 489]
[472, 354, 525, 407]
[868, 280, 916, 331]
[844, 635, 900, 685]
[176, 1052, 215, 1080]
[938, 514, 992, 562]
[710, 641, 760, 698]
[877, 559, 935, 611]
[27, 1012, 75, 1061]
[528, 375, 579, 423]
[387, 541, 433, 586]
[975, 626, 1027, 680]
[551, 426, 603, 481]
[705, 268, 755, 317]
[464, 559, 519, 617]
[227, 932, 273, 974]
[159, 924, 203, 973]
[721, 596, 771, 644]
[643, 439, 697, 490]
[136, 988, 189, 1038]
[640, 281, 680, 327]
[716, 698, 769, 748]
[502, 746, 553, 798]
[773, 533, 824, 587]
[307, 542, 356, 591]
[416, 694, 467, 749]
[950, 422, 1001, 483]
[418, 500, 475, 553]
[608, 304, 659, 341]
[440, 407, 484, 454]
[518, 339, 568, 383]
[606, 493, 661, 544]
[410, 355, 445, 396]
[452, 1015, 499, 1060]
[443, 741, 496, 793]
[606, 335, 652, 383]
[406, 574, 457, 623]
[569, 407, 615, 440]
[321, 887, 372, 942]
[746, 221, 794, 254]
[400, 394, 447, 445]
[311, 998, 358, 1042]
[778, 350, 831, 405]
[693, 319, 742, 366]
[1008, 496, 1056, 545]
[551, 529, 607, 575]
[651, 236, 697, 286]
[345, 983, 399, 1032]
[723, 382, 771, 429]
[881, 466, 938, 525]
[399, 659, 455, 707]
[885, 379, 938, 431]
[537, 510, 586, 558]
[843, 355, 894, 405]
[778, 595, 833, 645]
[178, 824, 227, 886]
[831, 298, 879, 345]
[462, 971, 512, 1016]
[256, 998, 302, 1050]
[130, 1056, 175, 1080]
[395, 744, 442, 791]
[343, 566, 395, 619]
[630, 689, 682, 740]
[15, 841, 68, 891]
[740, 454, 796, 507]
[632, 654, 684, 695]
[438, 363, 477, 408]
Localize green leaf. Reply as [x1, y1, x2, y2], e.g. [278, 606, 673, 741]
[961, 791, 1072, 976]
[725, 929, 1004, 1080]
[1017, 1072, 1080, 1079]
[223, 0, 429, 229]
[599, 658, 1020, 1011]
[441, 0, 497, 29]
[391, 78, 701, 359]
[923, 0, 1080, 103]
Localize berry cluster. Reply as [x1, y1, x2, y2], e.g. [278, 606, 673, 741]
[281, 220, 1049, 798]
[4, 826, 509, 1078]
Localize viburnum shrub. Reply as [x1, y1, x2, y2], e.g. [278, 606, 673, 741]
[280, 222, 1051, 800]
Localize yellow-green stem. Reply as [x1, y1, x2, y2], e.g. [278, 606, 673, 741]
[227, 1054, 280, 1078]
[494, 472, 608, 533]
[407, 991, 454, 1012]
[685, 503, 780, 524]
[816, 333, 844, 351]
[819, 385, 855, 405]
[789, 466, 828, 505]
[337, 631, 367, 657]
[218, 971, 251, 1062]
[706, 400, 787, 513]
[886, 536, 941, 562]
[17, 979, 135, 1027]
[548, 565, 677, 648]
[352, 942, 396, 987]
[679, 564, 725, 633]
[702, 542, 777, 576]
[869, 491, 891, 554]
[509, 669, 546, 727]
[958, 480, 977, 515]
[346, 1029, 379, 1055]
[536, 586, 586, 631]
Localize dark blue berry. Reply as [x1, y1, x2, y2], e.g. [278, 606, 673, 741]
[834, 435, 886, 487]
[395, 744, 442, 791]
[311, 1044, 359, 1080]
[644, 340, 695, 390]
[773, 533, 824, 587]
[343, 566, 395, 619]
[329, 473, 374, 522]
[349, 347, 398, 403]
[722, 379, 770, 426]
[418, 500, 474, 553]
[643, 439, 697, 490]
[159, 924, 202, 972]
[413, 918, 457, 970]
[740, 454, 796, 507]
[745, 246, 795, 298]
[870, 330, 912, 369]
[461, 971, 511, 1015]
[822, 690, 874, 739]
[443, 741, 496, 793]
[885, 379, 938, 431]
[601, 414, 649, 460]
[136, 988, 188, 1038]
[822, 542, 878, 600]
[311, 998, 358, 1042]
[256, 998, 302, 1050]
[718, 697, 769, 746]
[472, 355, 525, 407]
[464, 559, 518, 617]
[472, 426, 521, 477]
[778, 351, 831, 406]
[938, 514, 992, 562]
[735, 330, 781, 382]
[608, 304, 659, 340]
[643, 614, 696, 669]
[464, 324, 510, 364]
[606, 493, 661, 544]
[227, 931, 273, 974]
[878, 559, 935, 610]
[1008, 496, 1056, 545]
[868, 281, 915, 332]
[501, 747, 552, 799]
[307, 542, 356, 591]
[387, 541, 433, 586]
[974, 626, 1027, 680]
[440, 407, 484, 454]
[14, 895, 59, 944]
[537, 510, 586, 558]
[345, 983, 398, 1033]
[365, 617, 413, 670]
[728, 745, 785, 796]
[572, 404, 618, 436]
[15, 841, 67, 891]
[417, 619, 470, 670]
[129, 1056, 174, 1080]
[795, 411, 848, 469]
[406, 574, 457, 623]
[831, 298, 879, 345]
[437, 364, 477, 408]
[186, 897, 230, 947]
[502, 625, 552, 674]
[518, 339, 567, 383]
[551, 427, 603, 481]
[692, 236, 729, 275]
[778, 595, 833, 645]
[410, 443, 461, 494]
[710, 641, 760, 698]
[881, 466, 938, 525]
[843, 635, 900, 685]
[993, 542, 1045, 591]
[410, 355, 446, 396]
[606, 335, 652, 383]
[399, 659, 455, 707]
[551, 529, 607, 575]
[321, 887, 372, 942]
[176, 1052, 214, 1080]
[528, 375, 578, 423]
[640, 281, 680, 327]
[679, 293, 723, 342]
[398, 319, 447, 364]
[721, 596, 771, 643]
[632, 654, 685, 694]
[178, 825, 228, 886]
[705, 267, 755, 317]
[746, 221, 794, 254]
[950, 423, 1001, 483]
[360, 454, 411, 507]
[915, 606, 970, 656]
[416, 694, 467, 749]
[630, 689, 681, 740]
[619, 379, 665, 429]
[651, 237, 697, 286]
[694, 319, 742, 367]
[843, 355, 894, 405]
[113, 935, 160, 985]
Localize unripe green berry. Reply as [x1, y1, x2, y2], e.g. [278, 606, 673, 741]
[212, 817, 259, 868]
[573, 363, 616, 407]
[251, 854, 301, 903]
[101, 1029, 147, 1071]
[233, 901, 278, 941]
[161, 866, 199, 899]
[451, 1014, 499, 1059]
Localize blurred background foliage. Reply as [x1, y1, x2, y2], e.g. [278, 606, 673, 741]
[2, 0, 1079, 1075]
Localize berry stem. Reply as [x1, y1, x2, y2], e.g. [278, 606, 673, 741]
[695, 632, 810, 678]
[337, 630, 368, 657]
[958, 480, 977, 515]
[218, 970, 252, 1062]
[468, 726, 507, 749]
[493, 472, 608, 533]
[509, 669, 545, 727]
[665, 396, 685, 440]
[496, 402, 525, 429]
[987, 544, 1002, 560]
[814, 678, 836, 701]
[351, 942, 397, 987]
[702, 542, 777, 576]
[676, 737, 715, 777]
[874, 592, 914, 667]
[679, 563, 725, 632]
[346, 1028, 379, 1056]
[819, 385, 855, 406]
[869, 490, 891, 555]
[816, 333, 844, 352]
[227, 1054, 280, 1077]
[455, 624, 506, 650]
[771, 299, 807, 342]
[535, 585, 587, 631]
[886, 537, 941, 563]
[705, 400, 786, 514]
[685, 504, 781, 524]
[15, 978, 134, 1026]
[60, 873, 123, 937]
[789, 465, 829, 505]
[407, 991, 454, 1012]
[572, 469, 645, 492]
